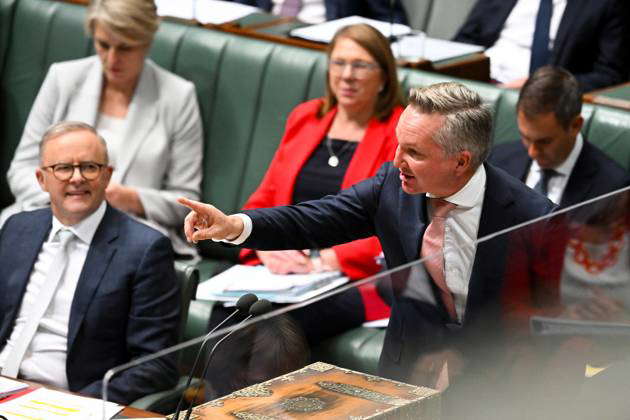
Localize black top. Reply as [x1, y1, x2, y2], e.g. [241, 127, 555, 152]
[292, 137, 358, 204]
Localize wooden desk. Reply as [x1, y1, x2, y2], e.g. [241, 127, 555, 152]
[0, 377, 161, 419]
[584, 82, 630, 111]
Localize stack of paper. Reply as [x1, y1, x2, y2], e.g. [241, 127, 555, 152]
[0, 388, 122, 419]
[391, 36, 484, 63]
[155, 0, 259, 24]
[197, 264, 349, 303]
[289, 15, 411, 44]
[0, 377, 28, 399]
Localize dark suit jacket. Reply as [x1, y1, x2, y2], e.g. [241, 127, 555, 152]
[232, 0, 408, 24]
[242, 162, 555, 383]
[454, 0, 630, 92]
[0, 205, 180, 404]
[490, 140, 629, 208]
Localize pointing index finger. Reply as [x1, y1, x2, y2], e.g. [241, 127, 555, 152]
[177, 197, 209, 213]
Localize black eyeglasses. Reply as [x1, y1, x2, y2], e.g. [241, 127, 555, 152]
[41, 162, 106, 181]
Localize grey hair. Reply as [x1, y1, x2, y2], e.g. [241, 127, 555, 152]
[40, 121, 109, 164]
[86, 0, 159, 46]
[408, 82, 493, 169]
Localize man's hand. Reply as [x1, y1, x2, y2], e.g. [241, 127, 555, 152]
[178, 197, 244, 243]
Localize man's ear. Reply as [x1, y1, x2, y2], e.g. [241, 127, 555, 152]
[35, 168, 47, 192]
[103, 166, 113, 186]
[455, 151, 472, 174]
[570, 115, 584, 137]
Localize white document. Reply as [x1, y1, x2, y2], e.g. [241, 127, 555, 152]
[197, 264, 349, 303]
[0, 377, 28, 399]
[391, 36, 484, 63]
[155, 0, 259, 24]
[289, 15, 411, 43]
[0, 388, 122, 419]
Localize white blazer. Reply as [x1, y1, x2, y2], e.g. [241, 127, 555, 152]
[3, 56, 203, 256]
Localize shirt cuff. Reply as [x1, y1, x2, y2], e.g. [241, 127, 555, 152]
[214, 213, 252, 245]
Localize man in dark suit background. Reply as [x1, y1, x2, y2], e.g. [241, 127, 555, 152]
[178, 83, 554, 415]
[0, 121, 180, 405]
[491, 66, 629, 208]
[231, 0, 407, 25]
[454, 0, 630, 91]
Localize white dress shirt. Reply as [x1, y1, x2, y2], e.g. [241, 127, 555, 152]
[486, 0, 567, 83]
[272, 0, 326, 24]
[0, 202, 106, 389]
[525, 133, 583, 205]
[427, 165, 486, 322]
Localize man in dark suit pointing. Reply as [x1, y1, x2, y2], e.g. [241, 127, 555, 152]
[0, 121, 179, 404]
[179, 83, 554, 407]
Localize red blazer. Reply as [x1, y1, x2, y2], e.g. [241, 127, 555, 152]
[240, 98, 403, 320]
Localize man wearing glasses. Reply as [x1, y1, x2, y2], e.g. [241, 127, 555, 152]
[0, 121, 179, 404]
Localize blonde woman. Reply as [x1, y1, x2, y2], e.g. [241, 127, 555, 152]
[3, 0, 202, 257]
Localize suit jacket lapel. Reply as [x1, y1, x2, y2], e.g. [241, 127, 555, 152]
[66, 57, 102, 126]
[465, 165, 515, 319]
[560, 142, 597, 207]
[4, 211, 51, 326]
[552, 0, 582, 62]
[112, 60, 159, 183]
[399, 192, 427, 263]
[67, 206, 119, 350]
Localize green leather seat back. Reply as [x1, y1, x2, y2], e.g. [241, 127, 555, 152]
[236, 47, 327, 207]
[425, 0, 477, 40]
[400, 0, 432, 31]
[586, 106, 630, 170]
[0, 0, 17, 75]
[0, 0, 91, 208]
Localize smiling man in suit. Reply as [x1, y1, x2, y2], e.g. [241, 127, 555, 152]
[491, 66, 629, 208]
[454, 0, 630, 91]
[0, 121, 179, 405]
[178, 83, 554, 406]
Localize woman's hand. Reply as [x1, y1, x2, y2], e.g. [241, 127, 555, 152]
[106, 182, 145, 217]
[256, 250, 313, 274]
[256, 248, 341, 274]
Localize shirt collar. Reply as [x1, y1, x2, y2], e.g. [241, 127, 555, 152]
[530, 133, 583, 177]
[427, 164, 487, 209]
[49, 201, 107, 245]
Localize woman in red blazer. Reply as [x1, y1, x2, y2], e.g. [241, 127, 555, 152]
[240, 24, 404, 331]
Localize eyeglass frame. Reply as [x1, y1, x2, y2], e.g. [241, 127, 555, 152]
[41, 161, 107, 181]
[328, 59, 381, 77]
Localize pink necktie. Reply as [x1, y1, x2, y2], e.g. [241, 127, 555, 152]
[421, 198, 458, 321]
[279, 0, 303, 17]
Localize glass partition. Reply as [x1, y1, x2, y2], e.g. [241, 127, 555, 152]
[101, 187, 630, 420]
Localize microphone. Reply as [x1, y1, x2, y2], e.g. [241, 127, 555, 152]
[172, 293, 258, 420]
[182, 299, 274, 420]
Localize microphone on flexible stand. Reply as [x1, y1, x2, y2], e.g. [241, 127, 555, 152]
[182, 299, 274, 420]
[172, 293, 258, 420]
